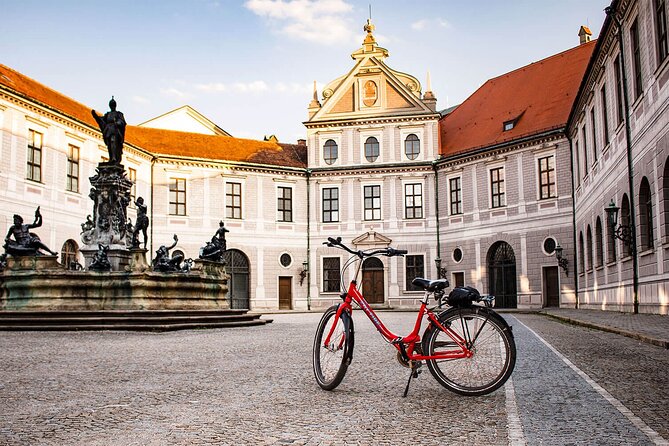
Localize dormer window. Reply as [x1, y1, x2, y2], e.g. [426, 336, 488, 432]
[503, 120, 515, 131]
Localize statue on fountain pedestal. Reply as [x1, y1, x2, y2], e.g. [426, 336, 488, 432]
[3, 207, 57, 257]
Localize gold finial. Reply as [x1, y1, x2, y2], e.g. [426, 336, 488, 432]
[364, 18, 375, 34]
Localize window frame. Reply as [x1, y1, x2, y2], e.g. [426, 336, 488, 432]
[322, 186, 339, 223]
[322, 256, 341, 293]
[656, 0, 669, 64]
[323, 139, 338, 165]
[404, 182, 423, 219]
[364, 136, 380, 163]
[601, 84, 610, 147]
[128, 167, 137, 204]
[169, 178, 187, 216]
[538, 155, 556, 200]
[449, 176, 463, 215]
[405, 254, 425, 292]
[277, 186, 293, 222]
[489, 167, 505, 208]
[404, 134, 420, 160]
[66, 144, 79, 193]
[27, 129, 43, 183]
[363, 184, 382, 220]
[225, 181, 242, 220]
[630, 18, 643, 100]
[614, 55, 625, 125]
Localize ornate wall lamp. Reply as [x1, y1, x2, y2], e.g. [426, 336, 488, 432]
[299, 259, 308, 286]
[434, 256, 448, 280]
[605, 200, 633, 245]
[554, 243, 569, 275]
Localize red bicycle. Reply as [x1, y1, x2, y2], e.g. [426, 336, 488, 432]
[313, 237, 516, 397]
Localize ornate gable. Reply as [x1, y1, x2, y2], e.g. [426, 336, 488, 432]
[307, 20, 436, 123]
[352, 229, 392, 248]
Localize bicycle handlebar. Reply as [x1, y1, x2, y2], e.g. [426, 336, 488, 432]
[323, 237, 406, 258]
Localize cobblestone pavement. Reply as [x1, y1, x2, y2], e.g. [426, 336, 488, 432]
[540, 308, 669, 348]
[0, 312, 667, 445]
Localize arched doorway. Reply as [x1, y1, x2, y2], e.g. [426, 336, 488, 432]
[60, 239, 79, 270]
[362, 257, 384, 304]
[487, 241, 517, 308]
[223, 249, 250, 309]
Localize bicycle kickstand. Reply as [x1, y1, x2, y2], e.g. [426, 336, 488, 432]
[402, 362, 421, 398]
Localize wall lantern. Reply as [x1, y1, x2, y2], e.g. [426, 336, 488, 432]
[554, 243, 569, 275]
[605, 199, 633, 244]
[299, 259, 308, 286]
[434, 256, 448, 280]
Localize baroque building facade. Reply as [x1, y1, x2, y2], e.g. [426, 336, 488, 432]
[1, 7, 666, 314]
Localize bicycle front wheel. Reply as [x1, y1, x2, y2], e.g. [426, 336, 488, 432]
[424, 306, 516, 396]
[313, 305, 354, 390]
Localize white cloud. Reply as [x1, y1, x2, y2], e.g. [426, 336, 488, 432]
[411, 17, 452, 31]
[195, 80, 311, 95]
[131, 95, 150, 104]
[232, 80, 269, 93]
[196, 82, 228, 92]
[244, 0, 356, 45]
[161, 87, 189, 98]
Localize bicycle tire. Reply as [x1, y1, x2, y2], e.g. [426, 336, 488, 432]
[423, 306, 516, 396]
[313, 305, 354, 390]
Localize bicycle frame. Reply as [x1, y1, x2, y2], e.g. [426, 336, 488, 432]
[324, 278, 473, 362]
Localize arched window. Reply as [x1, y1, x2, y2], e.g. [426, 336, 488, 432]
[364, 137, 379, 162]
[323, 139, 338, 165]
[404, 134, 420, 160]
[60, 239, 79, 270]
[595, 217, 604, 268]
[579, 231, 585, 274]
[621, 194, 632, 257]
[639, 177, 654, 250]
[586, 225, 593, 272]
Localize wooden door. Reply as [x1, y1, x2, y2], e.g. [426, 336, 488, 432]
[543, 266, 560, 307]
[362, 258, 384, 304]
[279, 277, 292, 310]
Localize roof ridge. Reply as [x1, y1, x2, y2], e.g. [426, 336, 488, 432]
[487, 40, 597, 82]
[128, 125, 278, 146]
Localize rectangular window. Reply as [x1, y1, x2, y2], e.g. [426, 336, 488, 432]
[614, 56, 624, 125]
[601, 85, 610, 146]
[658, 0, 669, 62]
[631, 19, 643, 99]
[404, 183, 423, 219]
[128, 167, 137, 204]
[363, 185, 381, 220]
[323, 257, 341, 292]
[449, 177, 462, 215]
[66, 144, 79, 192]
[322, 188, 339, 223]
[405, 255, 425, 291]
[490, 167, 505, 208]
[27, 129, 43, 182]
[169, 178, 187, 215]
[590, 109, 598, 162]
[453, 272, 465, 288]
[538, 155, 556, 199]
[226, 182, 242, 219]
[277, 186, 293, 222]
[575, 141, 581, 186]
[582, 126, 589, 175]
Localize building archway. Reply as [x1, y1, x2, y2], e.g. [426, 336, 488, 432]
[362, 257, 384, 304]
[487, 241, 517, 308]
[223, 249, 250, 309]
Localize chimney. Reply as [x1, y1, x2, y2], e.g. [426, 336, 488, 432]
[297, 139, 306, 146]
[578, 26, 592, 45]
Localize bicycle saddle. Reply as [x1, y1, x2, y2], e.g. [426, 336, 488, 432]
[411, 278, 449, 292]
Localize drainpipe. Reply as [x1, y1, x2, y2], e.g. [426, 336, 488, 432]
[432, 160, 442, 276]
[568, 138, 579, 309]
[306, 168, 312, 310]
[606, 6, 639, 314]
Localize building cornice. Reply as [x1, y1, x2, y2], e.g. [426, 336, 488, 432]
[304, 113, 440, 129]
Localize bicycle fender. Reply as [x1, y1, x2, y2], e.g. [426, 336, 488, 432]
[339, 307, 355, 365]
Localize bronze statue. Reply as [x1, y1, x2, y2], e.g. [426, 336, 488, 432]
[152, 234, 184, 272]
[132, 197, 149, 249]
[4, 207, 57, 256]
[91, 97, 126, 164]
[89, 243, 111, 271]
[199, 221, 229, 262]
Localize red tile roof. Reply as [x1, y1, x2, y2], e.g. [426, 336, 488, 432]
[0, 64, 305, 168]
[439, 41, 596, 156]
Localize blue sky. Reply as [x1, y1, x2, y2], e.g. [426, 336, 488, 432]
[2, 0, 609, 142]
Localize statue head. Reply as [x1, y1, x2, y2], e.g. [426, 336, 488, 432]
[136, 197, 144, 205]
[219, 220, 224, 227]
[109, 96, 117, 111]
[13, 214, 23, 225]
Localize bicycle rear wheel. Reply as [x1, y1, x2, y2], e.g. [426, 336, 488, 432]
[424, 306, 516, 396]
[313, 305, 354, 390]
